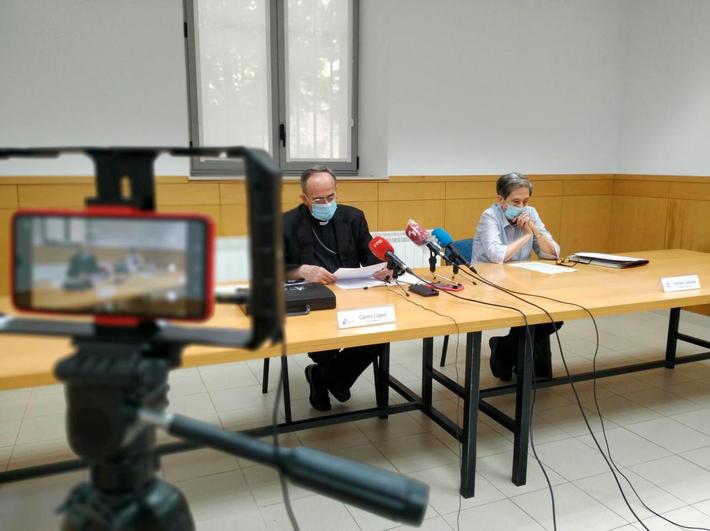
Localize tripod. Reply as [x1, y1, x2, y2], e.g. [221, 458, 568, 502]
[56, 326, 193, 530]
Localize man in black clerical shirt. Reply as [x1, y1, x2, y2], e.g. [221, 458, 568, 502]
[284, 166, 390, 411]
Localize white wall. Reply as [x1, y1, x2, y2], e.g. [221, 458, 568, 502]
[0, 0, 189, 175]
[359, 0, 625, 176]
[2, 1, 710, 178]
[619, 0, 710, 175]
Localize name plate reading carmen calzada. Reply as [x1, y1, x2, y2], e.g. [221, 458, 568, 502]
[337, 305, 397, 330]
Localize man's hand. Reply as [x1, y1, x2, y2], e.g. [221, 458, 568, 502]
[372, 266, 393, 282]
[297, 264, 337, 284]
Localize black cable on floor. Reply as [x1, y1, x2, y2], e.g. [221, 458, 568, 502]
[406, 272, 559, 531]
[273, 341, 300, 531]
[464, 267, 710, 531]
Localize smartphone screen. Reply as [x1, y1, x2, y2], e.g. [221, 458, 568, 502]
[12, 211, 213, 320]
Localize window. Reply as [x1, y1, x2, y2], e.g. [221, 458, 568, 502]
[184, 0, 359, 176]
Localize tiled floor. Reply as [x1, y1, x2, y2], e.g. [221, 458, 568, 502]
[1, 310, 709, 530]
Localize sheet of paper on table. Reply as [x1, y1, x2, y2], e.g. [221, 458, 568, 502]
[508, 262, 577, 274]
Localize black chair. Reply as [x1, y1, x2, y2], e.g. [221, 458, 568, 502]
[439, 238, 473, 366]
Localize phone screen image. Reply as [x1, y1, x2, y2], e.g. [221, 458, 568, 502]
[13, 213, 212, 320]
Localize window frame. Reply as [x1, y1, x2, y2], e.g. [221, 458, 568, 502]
[183, 0, 359, 177]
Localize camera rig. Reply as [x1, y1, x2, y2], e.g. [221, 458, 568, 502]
[0, 147, 428, 530]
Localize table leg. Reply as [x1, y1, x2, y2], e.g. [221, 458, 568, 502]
[377, 344, 390, 419]
[280, 356, 292, 423]
[422, 337, 434, 411]
[512, 326, 535, 486]
[460, 331, 481, 498]
[665, 307, 680, 369]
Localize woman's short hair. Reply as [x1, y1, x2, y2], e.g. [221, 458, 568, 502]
[496, 172, 533, 198]
[300, 165, 337, 192]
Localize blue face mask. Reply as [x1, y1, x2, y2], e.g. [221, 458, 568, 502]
[503, 204, 526, 222]
[311, 199, 337, 222]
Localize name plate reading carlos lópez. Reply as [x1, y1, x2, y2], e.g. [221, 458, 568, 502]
[337, 305, 397, 329]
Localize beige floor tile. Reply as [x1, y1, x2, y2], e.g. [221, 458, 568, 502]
[16, 414, 65, 444]
[374, 433, 459, 475]
[512, 482, 628, 531]
[0, 388, 31, 421]
[622, 387, 705, 417]
[260, 493, 360, 531]
[625, 417, 710, 454]
[591, 394, 663, 426]
[355, 412, 431, 442]
[631, 455, 710, 504]
[167, 391, 218, 418]
[533, 437, 611, 481]
[198, 361, 259, 391]
[639, 504, 710, 530]
[0, 418, 21, 447]
[536, 403, 621, 437]
[408, 464, 505, 515]
[681, 445, 710, 471]
[443, 498, 544, 530]
[295, 422, 370, 451]
[377, 514, 453, 531]
[0, 445, 12, 470]
[7, 437, 74, 470]
[208, 385, 273, 414]
[576, 427, 671, 467]
[475, 450, 567, 498]
[174, 469, 253, 523]
[574, 469, 686, 523]
[161, 447, 240, 483]
[671, 408, 710, 437]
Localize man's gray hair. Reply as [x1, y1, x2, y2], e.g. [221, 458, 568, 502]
[496, 172, 533, 199]
[300, 165, 337, 192]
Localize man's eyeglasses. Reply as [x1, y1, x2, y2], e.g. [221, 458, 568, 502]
[310, 193, 336, 204]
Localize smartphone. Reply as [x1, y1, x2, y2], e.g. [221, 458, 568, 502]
[12, 209, 215, 321]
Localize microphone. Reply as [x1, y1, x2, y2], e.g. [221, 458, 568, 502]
[405, 219, 442, 255]
[431, 227, 471, 268]
[368, 236, 414, 277]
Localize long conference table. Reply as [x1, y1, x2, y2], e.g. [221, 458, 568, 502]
[1, 249, 709, 498]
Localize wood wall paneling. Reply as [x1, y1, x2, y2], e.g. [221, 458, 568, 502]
[666, 199, 710, 251]
[347, 201, 379, 231]
[156, 183, 220, 206]
[445, 181, 495, 199]
[608, 196, 669, 253]
[558, 195, 612, 256]
[336, 182, 379, 202]
[614, 179, 670, 199]
[669, 182, 710, 201]
[18, 184, 95, 208]
[530, 196, 563, 243]
[0, 185, 18, 209]
[378, 200, 446, 232]
[378, 182, 446, 201]
[219, 204, 248, 236]
[563, 180, 614, 197]
[0, 209, 14, 297]
[444, 198, 493, 240]
[219, 182, 247, 205]
[158, 205, 223, 235]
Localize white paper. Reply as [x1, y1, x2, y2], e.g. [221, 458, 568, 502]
[214, 283, 249, 296]
[508, 262, 577, 274]
[335, 278, 386, 290]
[573, 252, 646, 263]
[333, 263, 387, 280]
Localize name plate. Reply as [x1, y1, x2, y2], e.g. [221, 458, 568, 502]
[661, 274, 701, 293]
[337, 305, 396, 329]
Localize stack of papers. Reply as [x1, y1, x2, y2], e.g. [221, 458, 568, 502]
[569, 252, 649, 269]
[334, 265, 422, 290]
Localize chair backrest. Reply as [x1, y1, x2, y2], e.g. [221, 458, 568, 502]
[451, 238, 473, 264]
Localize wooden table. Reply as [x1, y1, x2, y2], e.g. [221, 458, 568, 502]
[1, 249, 709, 496]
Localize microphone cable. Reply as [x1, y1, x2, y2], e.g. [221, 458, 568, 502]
[272, 340, 300, 530]
[405, 272, 559, 531]
[458, 266, 710, 531]
[386, 281, 466, 530]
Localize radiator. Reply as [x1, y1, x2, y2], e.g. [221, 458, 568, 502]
[215, 231, 436, 282]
